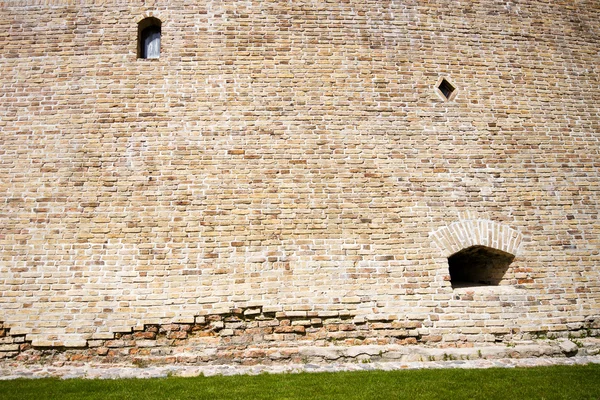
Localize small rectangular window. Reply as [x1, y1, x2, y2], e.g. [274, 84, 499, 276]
[138, 18, 161, 59]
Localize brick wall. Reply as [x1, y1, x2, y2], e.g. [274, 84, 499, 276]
[1, 0, 599, 360]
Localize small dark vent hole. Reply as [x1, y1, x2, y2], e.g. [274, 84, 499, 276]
[448, 245, 514, 288]
[438, 78, 456, 100]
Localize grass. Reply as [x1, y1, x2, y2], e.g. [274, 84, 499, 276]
[1, 364, 599, 400]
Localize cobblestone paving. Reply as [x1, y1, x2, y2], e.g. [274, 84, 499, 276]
[1, 356, 599, 380]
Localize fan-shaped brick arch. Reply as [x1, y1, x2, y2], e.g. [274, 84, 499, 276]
[430, 219, 523, 258]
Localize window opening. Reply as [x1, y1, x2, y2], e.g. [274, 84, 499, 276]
[437, 78, 456, 100]
[138, 18, 161, 59]
[448, 245, 514, 288]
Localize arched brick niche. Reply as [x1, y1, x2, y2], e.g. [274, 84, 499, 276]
[430, 220, 523, 288]
[448, 245, 515, 288]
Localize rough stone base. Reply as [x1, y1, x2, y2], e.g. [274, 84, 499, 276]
[2, 342, 600, 381]
[2, 313, 600, 366]
[3, 337, 600, 368]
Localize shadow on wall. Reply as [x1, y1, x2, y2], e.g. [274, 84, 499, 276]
[448, 245, 515, 288]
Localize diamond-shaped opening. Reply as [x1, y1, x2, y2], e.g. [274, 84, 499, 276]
[448, 245, 514, 289]
[437, 78, 456, 100]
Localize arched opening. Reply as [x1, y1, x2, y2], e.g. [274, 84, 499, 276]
[138, 17, 161, 59]
[448, 245, 514, 288]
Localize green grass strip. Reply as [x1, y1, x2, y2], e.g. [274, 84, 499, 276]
[1, 364, 599, 400]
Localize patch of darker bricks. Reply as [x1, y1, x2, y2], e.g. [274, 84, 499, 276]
[2, 318, 600, 364]
[1, 307, 425, 362]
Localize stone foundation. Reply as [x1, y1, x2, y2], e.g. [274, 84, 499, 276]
[2, 313, 599, 365]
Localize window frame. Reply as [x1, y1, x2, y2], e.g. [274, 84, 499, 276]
[137, 17, 162, 60]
